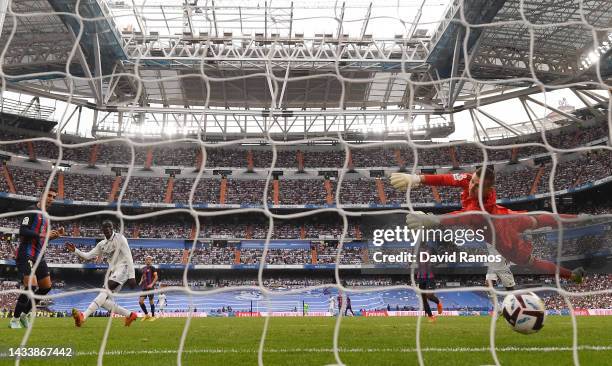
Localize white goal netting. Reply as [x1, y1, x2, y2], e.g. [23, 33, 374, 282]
[0, 0, 611, 365]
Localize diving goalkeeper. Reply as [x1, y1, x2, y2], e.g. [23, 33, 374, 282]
[390, 168, 584, 283]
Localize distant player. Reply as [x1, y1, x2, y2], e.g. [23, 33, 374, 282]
[391, 168, 585, 283]
[415, 246, 443, 322]
[10, 188, 64, 329]
[156, 291, 167, 316]
[138, 256, 158, 321]
[66, 220, 138, 327]
[344, 295, 355, 316]
[328, 296, 337, 316]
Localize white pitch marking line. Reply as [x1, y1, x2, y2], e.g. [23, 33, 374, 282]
[72, 345, 612, 357]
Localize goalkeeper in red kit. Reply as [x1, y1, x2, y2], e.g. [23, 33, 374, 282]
[390, 167, 585, 283]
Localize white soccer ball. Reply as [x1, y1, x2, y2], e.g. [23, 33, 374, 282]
[501, 292, 546, 334]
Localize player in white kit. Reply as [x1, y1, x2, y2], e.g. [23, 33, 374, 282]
[66, 220, 138, 327]
[157, 292, 167, 315]
[328, 296, 337, 316]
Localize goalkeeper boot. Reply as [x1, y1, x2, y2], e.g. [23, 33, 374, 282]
[570, 267, 585, 284]
[437, 302, 443, 315]
[72, 309, 84, 327]
[124, 312, 138, 327]
[19, 313, 30, 329]
[9, 318, 22, 329]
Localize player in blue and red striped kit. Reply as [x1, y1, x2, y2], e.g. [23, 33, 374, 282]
[138, 256, 158, 321]
[416, 246, 443, 322]
[9, 188, 64, 329]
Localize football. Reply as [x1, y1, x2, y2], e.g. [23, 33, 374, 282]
[502, 292, 547, 334]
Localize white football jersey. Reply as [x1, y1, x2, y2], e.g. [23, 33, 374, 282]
[75, 231, 135, 279]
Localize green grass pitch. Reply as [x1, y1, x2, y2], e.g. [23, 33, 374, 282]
[0, 316, 611, 365]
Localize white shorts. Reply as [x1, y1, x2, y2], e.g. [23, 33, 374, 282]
[486, 268, 516, 288]
[108, 264, 134, 286]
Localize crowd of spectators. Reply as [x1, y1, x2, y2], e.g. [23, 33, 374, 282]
[530, 231, 611, 261]
[3, 150, 609, 206]
[339, 178, 380, 205]
[544, 150, 612, 192]
[63, 173, 114, 202]
[132, 248, 183, 264]
[225, 178, 269, 205]
[239, 248, 311, 265]
[8, 165, 54, 197]
[316, 243, 363, 265]
[278, 179, 328, 205]
[172, 178, 220, 205]
[495, 166, 536, 198]
[0, 239, 365, 265]
[0, 235, 13, 255]
[3, 226, 608, 266]
[2, 135, 612, 207]
[0, 279, 65, 314]
[541, 274, 612, 310]
[0, 214, 361, 240]
[1, 121, 608, 169]
[189, 245, 235, 265]
[0, 280, 18, 313]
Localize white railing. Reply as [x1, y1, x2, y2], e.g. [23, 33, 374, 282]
[0, 97, 55, 121]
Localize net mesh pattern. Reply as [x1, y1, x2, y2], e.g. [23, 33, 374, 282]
[0, 0, 611, 365]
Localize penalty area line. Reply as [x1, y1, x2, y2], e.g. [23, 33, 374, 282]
[76, 345, 612, 357]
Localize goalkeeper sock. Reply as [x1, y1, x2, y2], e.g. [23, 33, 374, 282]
[150, 304, 155, 317]
[531, 258, 572, 279]
[84, 292, 108, 320]
[102, 299, 131, 317]
[140, 303, 148, 315]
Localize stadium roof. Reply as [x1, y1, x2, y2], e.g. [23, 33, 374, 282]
[109, 0, 451, 40]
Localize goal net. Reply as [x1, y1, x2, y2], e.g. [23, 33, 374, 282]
[0, 0, 611, 365]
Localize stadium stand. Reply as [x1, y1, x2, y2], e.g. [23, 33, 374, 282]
[0, 120, 608, 169]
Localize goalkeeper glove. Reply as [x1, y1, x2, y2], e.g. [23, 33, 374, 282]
[390, 173, 422, 191]
[405, 211, 441, 229]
